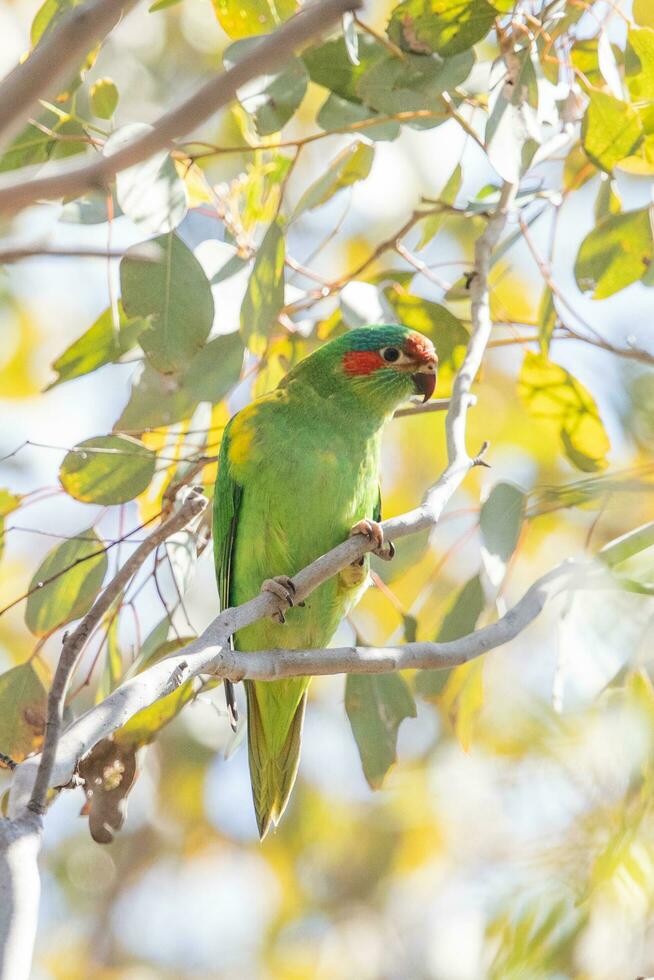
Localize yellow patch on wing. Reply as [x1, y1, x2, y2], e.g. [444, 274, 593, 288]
[228, 413, 256, 468]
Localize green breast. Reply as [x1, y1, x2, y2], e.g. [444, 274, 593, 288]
[231, 392, 383, 653]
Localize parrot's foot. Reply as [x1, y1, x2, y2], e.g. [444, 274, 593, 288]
[261, 576, 296, 624]
[349, 519, 395, 561]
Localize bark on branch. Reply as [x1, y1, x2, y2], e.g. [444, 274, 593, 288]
[0, 0, 140, 149]
[0, 0, 361, 219]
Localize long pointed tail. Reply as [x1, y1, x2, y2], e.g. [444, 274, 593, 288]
[246, 680, 307, 839]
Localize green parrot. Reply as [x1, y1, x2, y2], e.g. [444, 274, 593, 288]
[213, 324, 438, 837]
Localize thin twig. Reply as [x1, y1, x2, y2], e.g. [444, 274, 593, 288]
[0, 0, 362, 218]
[26, 491, 206, 815]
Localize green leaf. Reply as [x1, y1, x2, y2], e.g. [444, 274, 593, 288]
[357, 50, 473, 120]
[114, 365, 198, 431]
[415, 574, 485, 700]
[0, 490, 21, 516]
[59, 435, 156, 505]
[149, 0, 181, 10]
[293, 140, 374, 216]
[183, 333, 244, 402]
[634, 0, 654, 28]
[316, 93, 400, 142]
[121, 233, 214, 373]
[224, 39, 307, 135]
[518, 352, 610, 473]
[47, 301, 146, 389]
[303, 34, 388, 103]
[211, 0, 297, 38]
[387, 0, 497, 57]
[574, 207, 653, 299]
[96, 600, 124, 703]
[25, 528, 108, 636]
[115, 637, 196, 747]
[417, 163, 461, 248]
[594, 175, 622, 222]
[31, 0, 81, 44]
[582, 89, 643, 173]
[345, 672, 416, 789]
[626, 27, 654, 101]
[537, 287, 557, 355]
[106, 125, 188, 235]
[0, 110, 86, 174]
[0, 661, 50, 763]
[90, 77, 119, 118]
[240, 220, 285, 354]
[480, 482, 526, 588]
[0, 490, 21, 562]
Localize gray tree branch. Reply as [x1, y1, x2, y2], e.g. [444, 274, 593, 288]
[0, 0, 140, 149]
[0, 0, 360, 219]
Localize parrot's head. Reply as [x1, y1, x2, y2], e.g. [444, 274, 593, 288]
[292, 324, 438, 416]
[282, 324, 438, 417]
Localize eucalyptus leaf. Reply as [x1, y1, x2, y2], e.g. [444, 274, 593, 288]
[25, 528, 108, 635]
[0, 660, 50, 763]
[387, 0, 497, 57]
[224, 39, 308, 136]
[345, 672, 416, 789]
[240, 220, 285, 354]
[294, 140, 374, 216]
[121, 233, 214, 374]
[582, 90, 642, 173]
[105, 125, 188, 235]
[59, 435, 156, 505]
[574, 208, 653, 299]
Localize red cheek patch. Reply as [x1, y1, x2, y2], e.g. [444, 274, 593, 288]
[343, 350, 385, 375]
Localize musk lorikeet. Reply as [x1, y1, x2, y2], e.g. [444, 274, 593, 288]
[213, 324, 438, 838]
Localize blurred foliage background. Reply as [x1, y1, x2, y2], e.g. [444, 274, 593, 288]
[1, 0, 654, 976]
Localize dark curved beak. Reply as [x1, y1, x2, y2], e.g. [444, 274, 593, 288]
[412, 366, 437, 403]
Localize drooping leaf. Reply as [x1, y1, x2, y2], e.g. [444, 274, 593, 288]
[537, 287, 557, 354]
[293, 140, 375, 216]
[574, 207, 653, 299]
[387, 0, 497, 57]
[518, 352, 610, 472]
[106, 125, 188, 235]
[0, 110, 87, 174]
[116, 637, 196, 746]
[31, 0, 80, 44]
[626, 27, 654, 102]
[240, 219, 285, 354]
[96, 600, 124, 703]
[78, 738, 138, 843]
[415, 574, 485, 700]
[439, 658, 484, 751]
[224, 39, 307, 135]
[25, 528, 108, 635]
[316, 93, 400, 142]
[480, 482, 526, 589]
[357, 50, 473, 121]
[90, 77, 119, 118]
[120, 233, 214, 373]
[59, 435, 156, 505]
[182, 333, 244, 403]
[211, 0, 297, 38]
[0, 490, 21, 562]
[417, 162, 461, 248]
[594, 175, 622, 222]
[634, 0, 654, 28]
[0, 660, 50, 763]
[114, 365, 196, 431]
[582, 89, 643, 172]
[47, 302, 145, 389]
[345, 672, 416, 789]
[302, 34, 388, 103]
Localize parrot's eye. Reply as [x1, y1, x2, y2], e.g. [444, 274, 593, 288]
[381, 347, 401, 363]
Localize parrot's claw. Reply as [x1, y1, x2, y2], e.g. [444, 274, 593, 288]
[349, 519, 395, 561]
[261, 576, 296, 623]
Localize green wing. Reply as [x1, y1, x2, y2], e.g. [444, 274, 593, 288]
[213, 418, 242, 612]
[212, 419, 242, 729]
[373, 484, 382, 524]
